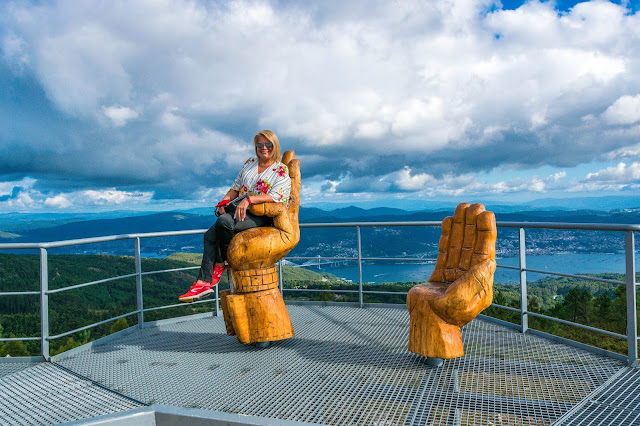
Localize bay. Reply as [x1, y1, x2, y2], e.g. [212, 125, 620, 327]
[295, 252, 632, 285]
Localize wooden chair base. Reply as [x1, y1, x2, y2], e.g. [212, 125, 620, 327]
[220, 266, 294, 344]
[407, 287, 464, 359]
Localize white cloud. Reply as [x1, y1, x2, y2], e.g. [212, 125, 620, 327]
[0, 178, 42, 212]
[608, 142, 640, 159]
[0, 177, 40, 210]
[1, 0, 640, 209]
[8, 192, 35, 210]
[44, 194, 72, 208]
[0, 177, 36, 197]
[331, 167, 569, 198]
[11, 0, 631, 151]
[81, 189, 152, 206]
[583, 162, 640, 183]
[393, 167, 437, 191]
[102, 105, 139, 127]
[602, 95, 640, 125]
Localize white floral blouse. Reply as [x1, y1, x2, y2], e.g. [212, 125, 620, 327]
[231, 158, 291, 205]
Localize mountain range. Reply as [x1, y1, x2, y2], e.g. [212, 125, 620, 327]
[1, 203, 639, 259]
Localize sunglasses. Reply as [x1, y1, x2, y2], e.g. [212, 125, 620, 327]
[256, 142, 274, 149]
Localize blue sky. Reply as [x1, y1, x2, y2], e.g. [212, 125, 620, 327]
[1, 0, 640, 212]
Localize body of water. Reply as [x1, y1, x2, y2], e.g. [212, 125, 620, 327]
[296, 252, 631, 284]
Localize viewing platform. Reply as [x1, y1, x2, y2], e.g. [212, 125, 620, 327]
[1, 220, 640, 424]
[2, 304, 640, 425]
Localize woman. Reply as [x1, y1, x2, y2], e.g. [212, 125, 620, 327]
[179, 130, 291, 302]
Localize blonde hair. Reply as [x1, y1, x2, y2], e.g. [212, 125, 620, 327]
[254, 130, 281, 163]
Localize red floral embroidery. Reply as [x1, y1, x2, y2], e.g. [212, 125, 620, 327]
[255, 179, 270, 194]
[277, 166, 286, 177]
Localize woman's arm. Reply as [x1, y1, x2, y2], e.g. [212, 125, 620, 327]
[234, 194, 273, 221]
[223, 189, 239, 201]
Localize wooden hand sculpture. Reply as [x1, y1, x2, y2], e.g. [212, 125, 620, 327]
[220, 151, 300, 345]
[407, 203, 497, 360]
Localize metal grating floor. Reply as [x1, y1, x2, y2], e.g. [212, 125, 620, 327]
[37, 304, 626, 426]
[553, 366, 640, 425]
[0, 363, 144, 425]
[0, 360, 42, 379]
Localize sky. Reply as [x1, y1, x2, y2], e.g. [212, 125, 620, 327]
[1, 0, 640, 213]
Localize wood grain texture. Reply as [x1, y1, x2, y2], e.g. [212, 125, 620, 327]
[407, 203, 497, 359]
[221, 150, 299, 344]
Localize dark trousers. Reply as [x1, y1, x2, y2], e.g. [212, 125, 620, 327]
[197, 211, 273, 282]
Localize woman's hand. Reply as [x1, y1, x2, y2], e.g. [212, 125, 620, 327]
[215, 197, 231, 216]
[234, 197, 251, 221]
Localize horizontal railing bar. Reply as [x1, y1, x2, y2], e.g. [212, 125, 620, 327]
[362, 257, 436, 262]
[284, 288, 359, 293]
[490, 303, 521, 313]
[526, 328, 628, 362]
[526, 311, 626, 339]
[522, 269, 626, 285]
[283, 289, 410, 295]
[286, 256, 356, 261]
[496, 265, 520, 271]
[141, 266, 200, 276]
[299, 221, 442, 228]
[286, 256, 436, 262]
[46, 273, 138, 294]
[0, 291, 40, 296]
[0, 336, 40, 342]
[47, 310, 140, 341]
[495, 264, 626, 285]
[142, 299, 216, 312]
[0, 229, 208, 250]
[299, 221, 640, 231]
[497, 221, 640, 231]
[1, 221, 636, 250]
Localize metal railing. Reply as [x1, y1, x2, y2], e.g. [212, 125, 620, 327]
[0, 221, 638, 365]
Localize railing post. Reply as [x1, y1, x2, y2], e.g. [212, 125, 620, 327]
[134, 238, 144, 328]
[214, 282, 220, 317]
[519, 228, 528, 333]
[279, 259, 284, 294]
[625, 231, 638, 366]
[357, 226, 363, 307]
[40, 248, 49, 360]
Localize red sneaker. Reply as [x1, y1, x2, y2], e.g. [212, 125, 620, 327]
[178, 282, 213, 303]
[212, 264, 225, 286]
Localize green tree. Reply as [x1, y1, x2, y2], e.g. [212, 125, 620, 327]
[51, 337, 79, 356]
[110, 317, 129, 334]
[0, 338, 29, 357]
[611, 285, 627, 330]
[595, 292, 612, 320]
[579, 289, 593, 323]
[79, 329, 91, 344]
[562, 287, 593, 323]
[528, 295, 541, 313]
[494, 291, 507, 306]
